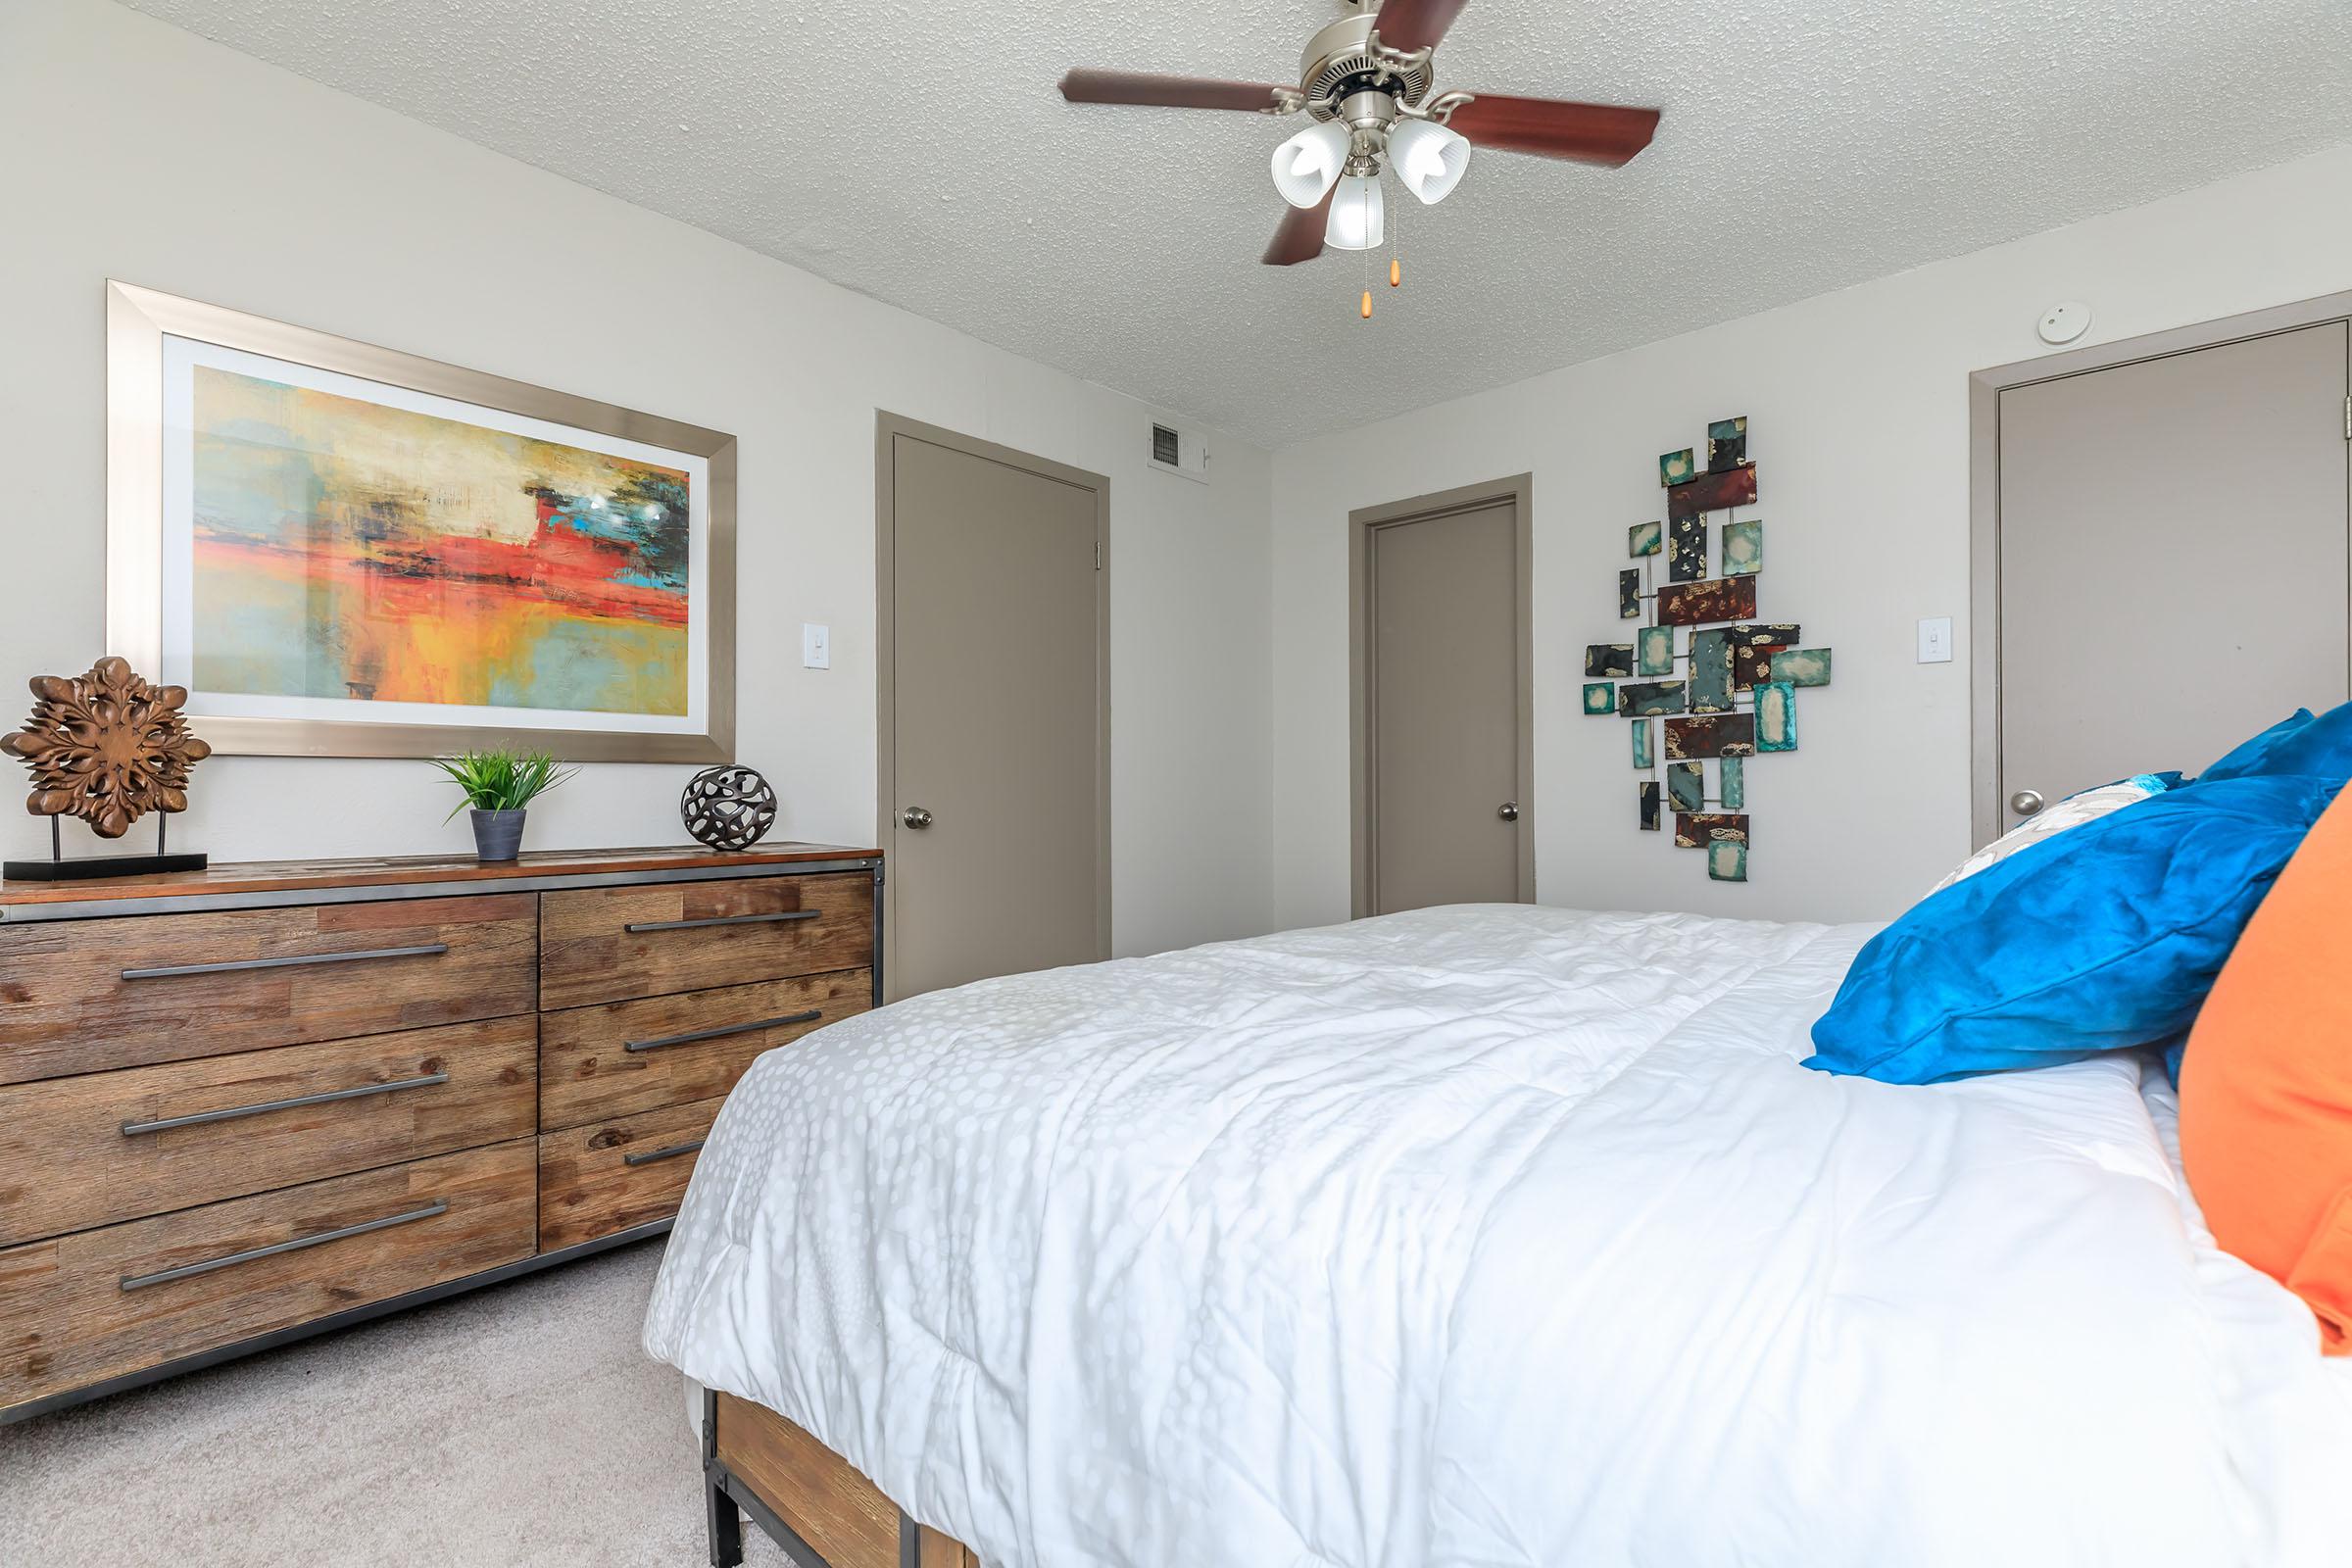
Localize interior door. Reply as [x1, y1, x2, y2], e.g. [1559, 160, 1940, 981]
[1358, 491, 1533, 914]
[1998, 322, 2351, 826]
[880, 418, 1107, 1000]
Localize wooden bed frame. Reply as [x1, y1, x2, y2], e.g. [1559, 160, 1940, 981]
[702, 1388, 979, 1568]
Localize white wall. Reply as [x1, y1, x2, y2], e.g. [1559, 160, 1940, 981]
[0, 0, 1275, 957]
[1270, 142, 2352, 929]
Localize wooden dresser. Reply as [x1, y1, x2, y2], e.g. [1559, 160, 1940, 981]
[0, 842, 881, 1422]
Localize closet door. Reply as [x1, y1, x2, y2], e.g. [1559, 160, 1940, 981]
[1997, 322, 2350, 827]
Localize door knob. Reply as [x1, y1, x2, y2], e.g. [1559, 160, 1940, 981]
[902, 806, 934, 830]
[2008, 790, 2044, 817]
[1497, 801, 1520, 822]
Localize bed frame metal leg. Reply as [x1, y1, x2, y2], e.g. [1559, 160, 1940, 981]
[703, 1388, 746, 1567]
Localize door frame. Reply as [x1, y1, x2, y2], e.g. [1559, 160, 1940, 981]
[873, 411, 1113, 982]
[1348, 473, 1538, 918]
[1968, 288, 2352, 849]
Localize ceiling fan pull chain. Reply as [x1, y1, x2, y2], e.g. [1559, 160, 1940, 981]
[1358, 181, 1374, 319]
[1391, 174, 1403, 288]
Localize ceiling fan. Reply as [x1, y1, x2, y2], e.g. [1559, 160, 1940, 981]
[1057, 0, 1661, 273]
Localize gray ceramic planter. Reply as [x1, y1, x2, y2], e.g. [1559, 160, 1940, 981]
[469, 808, 527, 862]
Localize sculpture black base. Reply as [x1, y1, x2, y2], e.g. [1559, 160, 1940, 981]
[3, 851, 209, 882]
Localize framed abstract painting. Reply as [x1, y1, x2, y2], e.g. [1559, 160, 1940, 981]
[105, 282, 736, 761]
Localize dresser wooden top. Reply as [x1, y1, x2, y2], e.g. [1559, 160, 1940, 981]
[0, 843, 881, 911]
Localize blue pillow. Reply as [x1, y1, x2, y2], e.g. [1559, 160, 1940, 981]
[2201, 703, 2352, 783]
[1805, 773, 2341, 1084]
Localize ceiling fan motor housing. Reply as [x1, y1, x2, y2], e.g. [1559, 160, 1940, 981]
[1299, 12, 1432, 122]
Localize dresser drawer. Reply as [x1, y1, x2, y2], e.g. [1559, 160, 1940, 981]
[0, 1140, 534, 1412]
[537, 1098, 722, 1250]
[0, 894, 539, 1085]
[538, 873, 873, 1009]
[0, 1017, 536, 1249]
[540, 969, 869, 1131]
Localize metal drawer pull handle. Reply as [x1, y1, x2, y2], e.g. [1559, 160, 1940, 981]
[623, 1139, 706, 1167]
[120, 1072, 451, 1137]
[118, 1200, 449, 1293]
[624, 1009, 822, 1054]
[121, 943, 450, 981]
[622, 909, 820, 934]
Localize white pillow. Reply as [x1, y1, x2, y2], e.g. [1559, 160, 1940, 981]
[1931, 776, 2171, 893]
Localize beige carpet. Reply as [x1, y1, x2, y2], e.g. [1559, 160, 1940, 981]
[0, 1238, 792, 1567]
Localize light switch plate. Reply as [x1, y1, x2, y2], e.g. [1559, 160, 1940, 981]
[1917, 616, 1953, 663]
[801, 623, 830, 670]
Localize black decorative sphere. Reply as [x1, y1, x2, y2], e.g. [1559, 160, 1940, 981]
[681, 764, 777, 852]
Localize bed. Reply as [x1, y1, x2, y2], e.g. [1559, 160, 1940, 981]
[643, 904, 2352, 1567]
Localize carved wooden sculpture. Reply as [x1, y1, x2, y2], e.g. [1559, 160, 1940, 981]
[2, 657, 211, 838]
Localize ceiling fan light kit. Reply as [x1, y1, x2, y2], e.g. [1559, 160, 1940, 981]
[1273, 120, 1351, 208]
[1058, 0, 1661, 310]
[1326, 174, 1386, 250]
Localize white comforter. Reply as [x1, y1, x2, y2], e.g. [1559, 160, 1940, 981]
[643, 906, 2352, 1567]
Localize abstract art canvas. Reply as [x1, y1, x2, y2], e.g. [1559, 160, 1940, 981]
[1584, 682, 1619, 715]
[1619, 568, 1642, 619]
[1659, 448, 1696, 486]
[1629, 521, 1662, 558]
[110, 283, 736, 760]
[1631, 717, 1654, 769]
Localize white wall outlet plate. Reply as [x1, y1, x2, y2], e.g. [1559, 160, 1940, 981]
[1917, 615, 1954, 663]
[801, 622, 830, 670]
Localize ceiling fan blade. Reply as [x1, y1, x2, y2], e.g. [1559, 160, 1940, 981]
[1058, 69, 1292, 113]
[1374, 0, 1474, 54]
[1261, 187, 1337, 266]
[1445, 94, 1661, 166]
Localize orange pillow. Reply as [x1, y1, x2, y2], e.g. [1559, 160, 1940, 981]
[2180, 786, 2352, 1353]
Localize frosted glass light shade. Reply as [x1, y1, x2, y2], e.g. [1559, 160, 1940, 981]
[1324, 174, 1385, 250]
[1270, 121, 1350, 209]
[1387, 119, 1471, 204]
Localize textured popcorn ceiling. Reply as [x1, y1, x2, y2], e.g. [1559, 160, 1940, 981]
[122, 0, 2352, 444]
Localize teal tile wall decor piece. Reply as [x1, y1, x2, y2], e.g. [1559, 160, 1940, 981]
[1708, 838, 1749, 882]
[1668, 516, 1708, 582]
[1676, 812, 1748, 848]
[1725, 622, 1800, 646]
[1731, 642, 1779, 690]
[1667, 760, 1705, 812]
[1637, 624, 1675, 676]
[1755, 681, 1799, 752]
[1664, 714, 1755, 760]
[1771, 648, 1833, 687]
[1721, 518, 1762, 576]
[1579, 418, 1830, 883]
[1707, 416, 1747, 472]
[1688, 628, 1735, 713]
[1618, 681, 1688, 717]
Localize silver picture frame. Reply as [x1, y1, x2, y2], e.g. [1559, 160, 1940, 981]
[106, 280, 737, 762]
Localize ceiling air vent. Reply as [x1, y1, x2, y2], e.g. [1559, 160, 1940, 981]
[1148, 420, 1209, 485]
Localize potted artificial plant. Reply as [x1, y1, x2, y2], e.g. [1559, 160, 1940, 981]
[433, 749, 575, 862]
